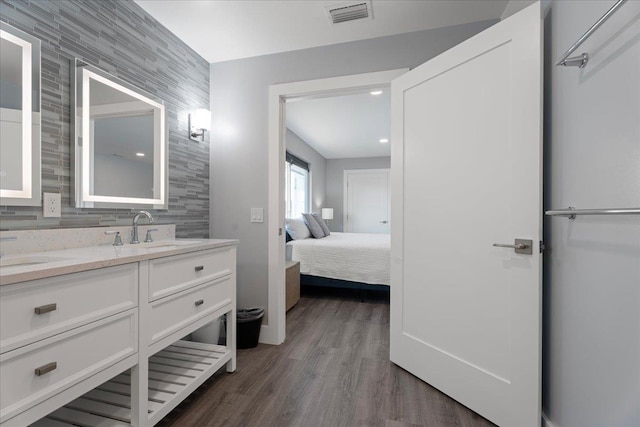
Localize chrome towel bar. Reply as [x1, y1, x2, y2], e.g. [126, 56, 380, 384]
[545, 207, 640, 219]
[556, 0, 628, 68]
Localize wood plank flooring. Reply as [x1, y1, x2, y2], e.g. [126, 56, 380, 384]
[158, 288, 495, 427]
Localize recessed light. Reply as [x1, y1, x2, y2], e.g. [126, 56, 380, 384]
[379, 138, 389, 144]
[370, 90, 383, 96]
[136, 152, 145, 157]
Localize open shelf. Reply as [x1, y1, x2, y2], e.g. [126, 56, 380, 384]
[32, 341, 232, 427]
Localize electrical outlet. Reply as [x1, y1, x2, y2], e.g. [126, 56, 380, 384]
[43, 193, 61, 218]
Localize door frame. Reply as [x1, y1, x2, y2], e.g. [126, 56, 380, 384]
[343, 168, 390, 233]
[264, 69, 407, 345]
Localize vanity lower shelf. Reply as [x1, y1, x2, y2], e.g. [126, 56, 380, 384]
[32, 341, 232, 427]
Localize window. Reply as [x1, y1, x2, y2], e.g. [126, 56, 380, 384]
[286, 152, 309, 218]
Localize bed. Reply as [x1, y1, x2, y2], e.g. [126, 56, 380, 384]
[286, 232, 390, 291]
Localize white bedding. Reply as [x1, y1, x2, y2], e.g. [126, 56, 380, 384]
[287, 232, 390, 286]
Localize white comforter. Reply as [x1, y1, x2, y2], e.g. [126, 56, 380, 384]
[287, 232, 390, 286]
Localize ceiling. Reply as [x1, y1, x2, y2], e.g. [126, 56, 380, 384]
[134, 1, 513, 159]
[286, 90, 390, 159]
[134, 0, 510, 63]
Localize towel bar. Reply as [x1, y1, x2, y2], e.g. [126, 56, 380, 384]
[556, 0, 628, 68]
[545, 207, 640, 219]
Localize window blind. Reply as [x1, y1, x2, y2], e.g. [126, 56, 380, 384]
[286, 152, 309, 171]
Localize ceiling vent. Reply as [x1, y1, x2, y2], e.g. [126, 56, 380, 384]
[326, 1, 373, 24]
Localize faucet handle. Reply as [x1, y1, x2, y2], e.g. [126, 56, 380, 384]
[145, 228, 159, 243]
[104, 231, 123, 246]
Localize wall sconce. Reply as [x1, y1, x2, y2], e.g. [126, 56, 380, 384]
[189, 108, 211, 141]
[321, 208, 334, 221]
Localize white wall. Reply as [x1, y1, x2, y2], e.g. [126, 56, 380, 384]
[542, 2, 640, 426]
[325, 156, 391, 232]
[285, 129, 327, 214]
[209, 20, 497, 312]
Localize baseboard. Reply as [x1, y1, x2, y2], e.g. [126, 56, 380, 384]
[542, 412, 555, 427]
[258, 323, 282, 345]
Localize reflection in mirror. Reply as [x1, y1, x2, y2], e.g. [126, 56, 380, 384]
[0, 22, 41, 206]
[72, 59, 166, 208]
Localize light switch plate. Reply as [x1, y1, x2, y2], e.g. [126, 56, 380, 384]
[250, 208, 264, 223]
[43, 192, 61, 218]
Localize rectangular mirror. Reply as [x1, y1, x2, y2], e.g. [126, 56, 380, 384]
[0, 22, 41, 206]
[72, 59, 167, 209]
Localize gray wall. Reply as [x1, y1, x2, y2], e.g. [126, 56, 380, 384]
[326, 156, 390, 232]
[501, 0, 536, 20]
[542, 2, 640, 426]
[285, 129, 326, 214]
[94, 155, 153, 199]
[210, 20, 497, 311]
[0, 0, 210, 237]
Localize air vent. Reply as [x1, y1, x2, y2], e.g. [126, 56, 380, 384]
[326, 1, 373, 24]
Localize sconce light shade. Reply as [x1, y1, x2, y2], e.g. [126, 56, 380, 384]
[189, 108, 211, 141]
[321, 208, 334, 220]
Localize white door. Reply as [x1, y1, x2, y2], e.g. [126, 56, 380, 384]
[344, 169, 389, 233]
[390, 3, 542, 427]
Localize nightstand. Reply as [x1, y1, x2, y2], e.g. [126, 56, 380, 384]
[286, 260, 300, 311]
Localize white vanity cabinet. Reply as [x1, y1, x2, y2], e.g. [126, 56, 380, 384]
[0, 264, 139, 427]
[132, 245, 237, 427]
[0, 240, 237, 427]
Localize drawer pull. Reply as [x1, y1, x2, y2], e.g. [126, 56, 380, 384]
[195, 299, 204, 307]
[34, 303, 57, 315]
[34, 362, 57, 376]
[195, 266, 204, 272]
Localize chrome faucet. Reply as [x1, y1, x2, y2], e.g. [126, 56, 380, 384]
[0, 236, 17, 258]
[131, 211, 154, 244]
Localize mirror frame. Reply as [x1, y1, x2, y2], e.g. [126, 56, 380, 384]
[0, 22, 41, 206]
[71, 59, 167, 209]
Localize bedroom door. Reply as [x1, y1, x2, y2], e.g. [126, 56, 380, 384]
[389, 3, 542, 427]
[344, 169, 390, 234]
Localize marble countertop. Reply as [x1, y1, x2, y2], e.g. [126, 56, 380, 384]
[0, 239, 238, 286]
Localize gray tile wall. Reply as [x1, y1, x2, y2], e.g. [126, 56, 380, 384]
[0, 0, 210, 238]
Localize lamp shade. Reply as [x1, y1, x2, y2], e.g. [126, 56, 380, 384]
[321, 208, 334, 220]
[192, 108, 211, 131]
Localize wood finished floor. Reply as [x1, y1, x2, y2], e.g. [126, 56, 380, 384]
[158, 288, 495, 427]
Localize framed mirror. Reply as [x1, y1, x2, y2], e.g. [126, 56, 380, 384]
[72, 59, 167, 209]
[0, 22, 41, 206]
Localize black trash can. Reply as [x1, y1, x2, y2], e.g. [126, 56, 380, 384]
[237, 308, 264, 349]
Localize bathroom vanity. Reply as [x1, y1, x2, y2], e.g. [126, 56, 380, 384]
[0, 229, 237, 427]
[1, 20, 232, 426]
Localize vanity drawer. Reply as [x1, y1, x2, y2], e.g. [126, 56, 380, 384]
[0, 264, 138, 354]
[148, 274, 233, 346]
[148, 247, 234, 301]
[0, 309, 137, 423]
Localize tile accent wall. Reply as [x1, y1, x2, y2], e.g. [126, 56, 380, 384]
[0, 0, 210, 238]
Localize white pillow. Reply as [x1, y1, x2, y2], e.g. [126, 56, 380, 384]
[285, 217, 311, 240]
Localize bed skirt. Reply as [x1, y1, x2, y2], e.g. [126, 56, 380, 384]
[300, 274, 390, 292]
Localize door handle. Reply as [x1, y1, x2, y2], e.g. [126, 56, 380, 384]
[493, 239, 533, 255]
[379, 220, 388, 224]
[493, 243, 527, 249]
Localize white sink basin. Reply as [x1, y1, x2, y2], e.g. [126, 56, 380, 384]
[139, 240, 203, 249]
[0, 256, 69, 269]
